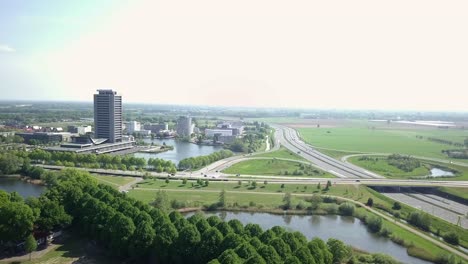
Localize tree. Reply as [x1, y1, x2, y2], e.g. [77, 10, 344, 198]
[251, 181, 257, 188]
[25, 234, 37, 260]
[338, 203, 355, 216]
[327, 238, 350, 264]
[366, 198, 374, 207]
[219, 189, 226, 207]
[35, 198, 72, 231]
[317, 182, 321, 190]
[200, 228, 224, 262]
[366, 215, 383, 233]
[283, 193, 292, 210]
[309, 194, 322, 210]
[0, 201, 35, 242]
[153, 190, 170, 212]
[392, 202, 401, 210]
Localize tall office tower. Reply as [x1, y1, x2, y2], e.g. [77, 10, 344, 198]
[94, 89, 122, 143]
[176, 116, 193, 137]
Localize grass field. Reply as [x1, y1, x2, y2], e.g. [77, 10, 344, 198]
[255, 146, 307, 161]
[348, 156, 468, 181]
[92, 174, 135, 187]
[222, 159, 333, 177]
[298, 125, 468, 161]
[439, 187, 468, 199]
[348, 156, 431, 178]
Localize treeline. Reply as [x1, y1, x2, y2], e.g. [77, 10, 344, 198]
[427, 137, 465, 148]
[5, 168, 353, 264]
[0, 135, 24, 144]
[0, 149, 177, 173]
[387, 154, 421, 172]
[178, 150, 233, 170]
[442, 149, 468, 159]
[226, 122, 270, 153]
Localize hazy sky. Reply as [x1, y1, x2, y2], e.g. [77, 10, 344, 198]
[1, 0, 467, 111]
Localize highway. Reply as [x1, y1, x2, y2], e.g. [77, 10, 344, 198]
[273, 125, 384, 179]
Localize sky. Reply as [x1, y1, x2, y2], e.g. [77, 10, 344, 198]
[1, 0, 467, 111]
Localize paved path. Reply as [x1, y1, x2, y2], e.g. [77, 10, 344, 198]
[119, 177, 143, 192]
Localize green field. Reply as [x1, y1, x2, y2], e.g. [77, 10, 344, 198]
[348, 156, 431, 178]
[348, 156, 468, 180]
[222, 159, 333, 177]
[298, 125, 468, 161]
[439, 187, 468, 199]
[255, 146, 307, 161]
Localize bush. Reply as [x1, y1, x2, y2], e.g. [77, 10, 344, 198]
[324, 204, 339, 214]
[392, 202, 401, 210]
[366, 216, 383, 233]
[338, 203, 355, 216]
[443, 232, 459, 245]
[408, 211, 431, 231]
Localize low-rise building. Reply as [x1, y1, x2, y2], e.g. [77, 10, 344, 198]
[143, 123, 168, 133]
[205, 129, 233, 137]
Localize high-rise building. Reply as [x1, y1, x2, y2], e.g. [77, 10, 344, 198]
[176, 116, 194, 137]
[94, 89, 122, 143]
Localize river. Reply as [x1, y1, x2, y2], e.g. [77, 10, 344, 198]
[186, 211, 431, 264]
[0, 177, 45, 198]
[134, 138, 223, 164]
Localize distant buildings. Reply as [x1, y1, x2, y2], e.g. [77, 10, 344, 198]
[205, 129, 233, 137]
[94, 89, 122, 143]
[127, 121, 151, 137]
[176, 116, 194, 137]
[68, 125, 92, 135]
[144, 123, 168, 133]
[16, 132, 72, 144]
[127, 121, 141, 134]
[204, 121, 245, 144]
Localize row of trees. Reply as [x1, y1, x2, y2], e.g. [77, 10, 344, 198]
[1, 149, 178, 173]
[178, 150, 233, 170]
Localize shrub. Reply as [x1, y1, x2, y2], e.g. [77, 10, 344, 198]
[443, 232, 459, 245]
[392, 202, 401, 210]
[338, 203, 355, 216]
[366, 216, 383, 233]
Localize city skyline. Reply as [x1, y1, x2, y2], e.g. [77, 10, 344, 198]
[1, 0, 468, 111]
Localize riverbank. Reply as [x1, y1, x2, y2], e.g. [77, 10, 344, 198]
[174, 202, 467, 263]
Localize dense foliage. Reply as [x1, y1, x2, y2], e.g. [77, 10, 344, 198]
[386, 154, 421, 172]
[178, 150, 233, 170]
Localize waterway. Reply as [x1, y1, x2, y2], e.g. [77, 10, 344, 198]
[134, 138, 223, 164]
[0, 177, 45, 198]
[186, 211, 431, 264]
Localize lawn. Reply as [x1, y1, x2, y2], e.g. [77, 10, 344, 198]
[438, 187, 468, 199]
[4, 233, 113, 264]
[297, 125, 468, 161]
[91, 174, 135, 187]
[255, 146, 307, 161]
[222, 159, 333, 177]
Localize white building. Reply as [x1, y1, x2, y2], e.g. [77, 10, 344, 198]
[77, 125, 92, 135]
[128, 121, 141, 134]
[205, 129, 233, 137]
[176, 116, 194, 137]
